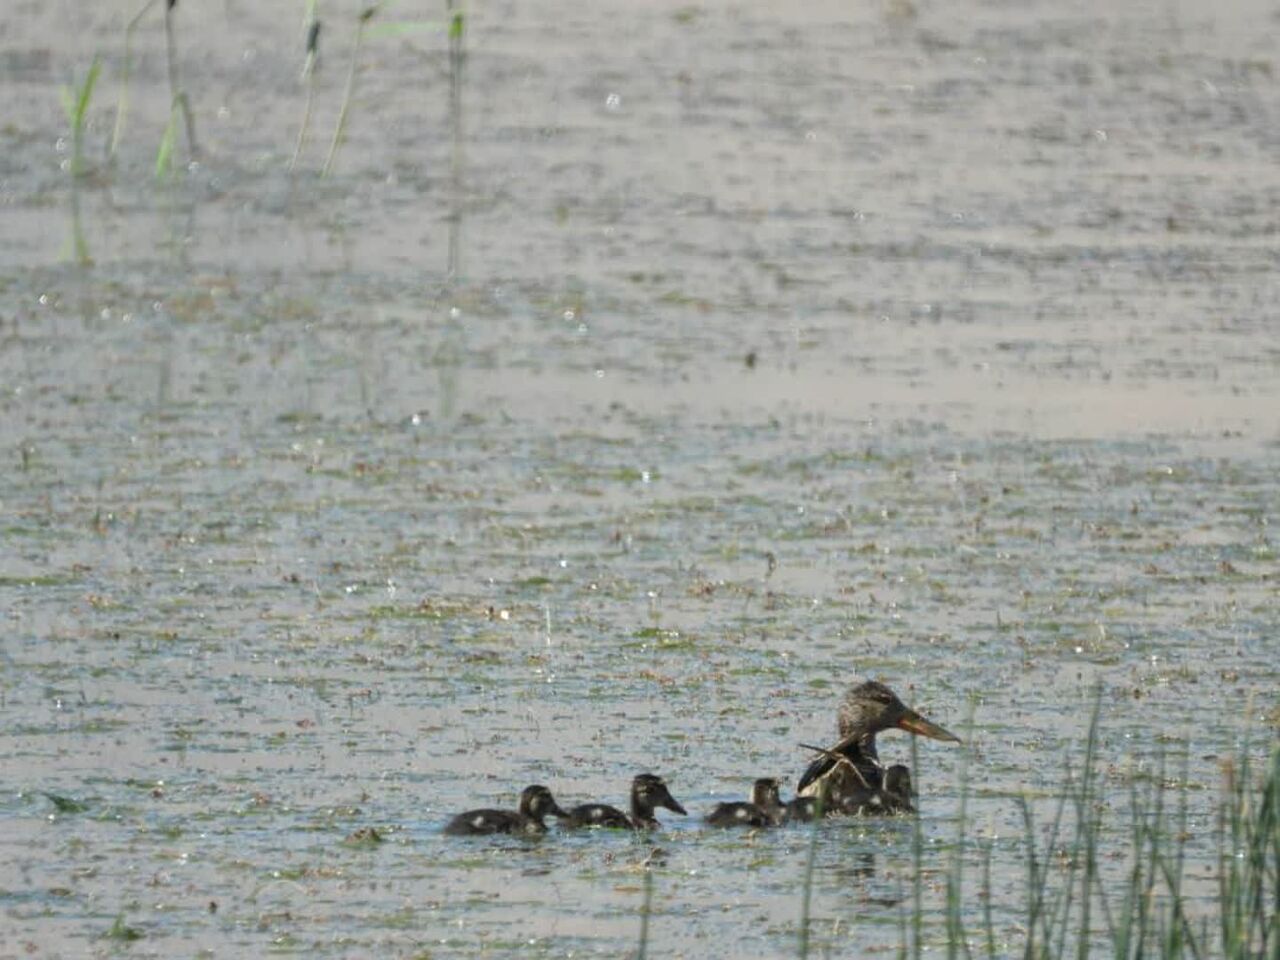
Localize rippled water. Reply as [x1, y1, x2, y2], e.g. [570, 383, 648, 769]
[2, 0, 1277, 956]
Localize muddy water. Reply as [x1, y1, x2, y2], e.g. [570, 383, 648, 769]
[2, 0, 1277, 956]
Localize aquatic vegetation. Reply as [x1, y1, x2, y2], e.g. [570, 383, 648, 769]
[322, 6, 379, 178]
[59, 57, 99, 180]
[290, 19, 322, 172]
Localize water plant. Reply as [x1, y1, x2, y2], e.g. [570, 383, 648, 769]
[637, 866, 654, 960]
[290, 18, 322, 172]
[109, 0, 157, 159]
[61, 55, 99, 263]
[111, 0, 197, 174]
[925, 693, 1278, 960]
[445, 1, 465, 279]
[321, 5, 380, 178]
[797, 797, 823, 959]
[60, 55, 100, 179]
[163, 0, 199, 161]
[646, 695, 1278, 959]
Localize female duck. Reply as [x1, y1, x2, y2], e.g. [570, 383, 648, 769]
[796, 680, 958, 812]
[566, 773, 687, 829]
[444, 784, 567, 836]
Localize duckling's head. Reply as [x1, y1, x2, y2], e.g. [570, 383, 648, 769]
[519, 785, 568, 820]
[632, 773, 687, 816]
[837, 680, 960, 744]
[750, 777, 782, 808]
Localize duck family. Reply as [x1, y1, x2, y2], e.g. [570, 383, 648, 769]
[443, 680, 959, 836]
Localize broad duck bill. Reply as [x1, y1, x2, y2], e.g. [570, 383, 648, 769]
[657, 783, 687, 816]
[895, 708, 960, 743]
[632, 773, 686, 818]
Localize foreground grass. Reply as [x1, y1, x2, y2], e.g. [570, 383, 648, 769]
[906, 702, 1276, 960]
[642, 699, 1278, 960]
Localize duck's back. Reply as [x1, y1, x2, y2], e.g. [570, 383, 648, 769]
[444, 808, 536, 836]
[706, 801, 771, 828]
[796, 748, 882, 802]
[565, 803, 633, 829]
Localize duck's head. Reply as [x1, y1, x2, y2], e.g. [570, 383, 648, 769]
[632, 773, 687, 816]
[519, 784, 568, 820]
[750, 777, 782, 808]
[836, 680, 960, 744]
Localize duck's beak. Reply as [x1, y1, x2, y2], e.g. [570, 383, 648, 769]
[897, 708, 961, 743]
[548, 800, 571, 819]
[658, 785, 687, 816]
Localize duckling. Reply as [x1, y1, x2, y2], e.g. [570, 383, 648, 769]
[706, 777, 785, 828]
[882, 763, 915, 814]
[833, 762, 917, 816]
[783, 794, 822, 823]
[443, 784, 567, 836]
[565, 773, 687, 830]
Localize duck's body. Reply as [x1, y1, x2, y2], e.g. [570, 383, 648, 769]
[706, 778, 785, 828]
[881, 764, 915, 814]
[565, 803, 634, 828]
[796, 680, 958, 813]
[565, 773, 686, 830]
[444, 785, 567, 836]
[784, 795, 822, 823]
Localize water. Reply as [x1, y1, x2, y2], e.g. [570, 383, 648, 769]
[1, 0, 1277, 955]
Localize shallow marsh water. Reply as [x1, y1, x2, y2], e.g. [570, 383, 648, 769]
[1, 0, 1278, 956]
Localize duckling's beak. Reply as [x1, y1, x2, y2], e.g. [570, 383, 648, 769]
[548, 799, 571, 819]
[896, 708, 961, 743]
[658, 785, 687, 816]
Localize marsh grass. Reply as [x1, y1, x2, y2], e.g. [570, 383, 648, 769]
[290, 19, 322, 172]
[446, 2, 465, 279]
[60, 56, 100, 179]
[163, 0, 199, 161]
[322, 5, 379, 178]
[110, 0, 160, 160]
[700, 695, 1277, 959]
[111, 0, 196, 174]
[106, 913, 143, 942]
[636, 866, 654, 960]
[1217, 741, 1278, 959]
[797, 796, 822, 959]
[976, 697, 1275, 960]
[61, 56, 99, 263]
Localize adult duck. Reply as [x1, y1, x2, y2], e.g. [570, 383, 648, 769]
[796, 680, 958, 812]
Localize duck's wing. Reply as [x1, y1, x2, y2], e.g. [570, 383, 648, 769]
[796, 752, 838, 796]
[706, 802, 768, 828]
[443, 808, 522, 835]
[566, 802, 632, 828]
[795, 740, 881, 797]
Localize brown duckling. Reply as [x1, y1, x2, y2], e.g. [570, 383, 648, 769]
[565, 773, 687, 830]
[706, 777, 785, 828]
[443, 784, 567, 836]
